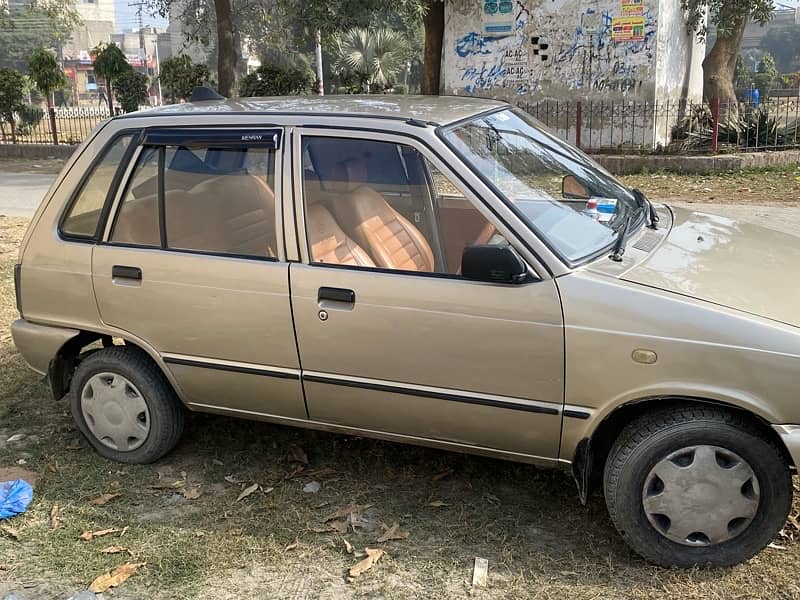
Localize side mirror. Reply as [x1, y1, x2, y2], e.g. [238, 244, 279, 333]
[562, 175, 590, 200]
[461, 245, 530, 284]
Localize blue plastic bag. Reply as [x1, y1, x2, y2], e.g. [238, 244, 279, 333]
[0, 480, 33, 520]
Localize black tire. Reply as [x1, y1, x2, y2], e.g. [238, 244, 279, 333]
[69, 345, 185, 464]
[603, 406, 792, 568]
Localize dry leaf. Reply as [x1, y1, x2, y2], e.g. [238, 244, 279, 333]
[80, 528, 122, 541]
[236, 483, 259, 502]
[288, 445, 308, 465]
[89, 562, 146, 593]
[429, 500, 449, 508]
[342, 538, 354, 554]
[50, 504, 60, 529]
[89, 493, 121, 506]
[789, 515, 800, 531]
[182, 486, 202, 500]
[285, 538, 300, 552]
[768, 543, 786, 550]
[348, 548, 384, 578]
[325, 504, 372, 522]
[431, 469, 453, 481]
[100, 545, 127, 554]
[472, 557, 489, 587]
[224, 475, 245, 484]
[327, 520, 349, 534]
[377, 522, 409, 543]
[0, 524, 20, 540]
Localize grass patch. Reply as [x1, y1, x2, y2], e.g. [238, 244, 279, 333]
[1, 214, 800, 598]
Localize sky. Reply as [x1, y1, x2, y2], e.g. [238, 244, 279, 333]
[114, 0, 169, 33]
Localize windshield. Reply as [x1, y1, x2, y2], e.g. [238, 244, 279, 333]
[442, 108, 642, 264]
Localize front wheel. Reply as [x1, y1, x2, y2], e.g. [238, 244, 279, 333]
[603, 406, 792, 568]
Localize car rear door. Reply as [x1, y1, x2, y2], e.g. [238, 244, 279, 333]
[288, 128, 565, 461]
[92, 127, 306, 420]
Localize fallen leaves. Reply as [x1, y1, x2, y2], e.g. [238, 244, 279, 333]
[342, 538, 354, 554]
[377, 522, 409, 543]
[182, 485, 202, 500]
[0, 524, 19, 540]
[79, 527, 126, 541]
[325, 504, 372, 522]
[88, 493, 121, 506]
[284, 538, 300, 552]
[49, 504, 60, 529]
[100, 545, 128, 554]
[6, 433, 25, 443]
[348, 548, 384, 579]
[431, 468, 453, 481]
[429, 500, 449, 508]
[89, 562, 146, 593]
[236, 483, 260, 502]
[288, 445, 309, 465]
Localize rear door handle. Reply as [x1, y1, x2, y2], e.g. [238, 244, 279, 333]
[318, 287, 355, 304]
[112, 265, 142, 281]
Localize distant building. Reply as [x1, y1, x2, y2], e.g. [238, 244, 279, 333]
[62, 0, 116, 60]
[741, 8, 799, 51]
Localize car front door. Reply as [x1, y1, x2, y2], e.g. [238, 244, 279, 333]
[289, 129, 565, 461]
[91, 127, 306, 420]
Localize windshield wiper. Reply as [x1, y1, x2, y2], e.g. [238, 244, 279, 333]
[609, 215, 632, 262]
[633, 188, 659, 230]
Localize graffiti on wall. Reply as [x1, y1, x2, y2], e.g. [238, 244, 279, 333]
[450, 0, 657, 97]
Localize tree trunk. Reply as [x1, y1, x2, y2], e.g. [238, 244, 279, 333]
[702, 10, 747, 120]
[47, 94, 58, 145]
[315, 29, 324, 96]
[421, 0, 444, 95]
[215, 0, 237, 97]
[106, 80, 114, 114]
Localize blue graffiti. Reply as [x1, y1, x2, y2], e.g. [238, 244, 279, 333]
[456, 32, 491, 58]
[461, 62, 508, 92]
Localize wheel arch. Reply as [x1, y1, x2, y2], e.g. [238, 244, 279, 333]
[570, 395, 793, 504]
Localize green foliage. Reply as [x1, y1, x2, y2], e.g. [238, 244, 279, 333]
[115, 70, 149, 113]
[0, 67, 25, 137]
[761, 25, 800, 74]
[753, 52, 778, 93]
[91, 43, 132, 86]
[0, 0, 80, 71]
[734, 55, 751, 89]
[333, 27, 411, 92]
[681, 0, 774, 39]
[238, 63, 312, 96]
[159, 55, 210, 102]
[27, 48, 66, 104]
[17, 104, 43, 134]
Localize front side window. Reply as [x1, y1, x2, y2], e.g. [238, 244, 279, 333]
[441, 108, 644, 263]
[112, 142, 278, 258]
[61, 133, 133, 238]
[301, 136, 506, 276]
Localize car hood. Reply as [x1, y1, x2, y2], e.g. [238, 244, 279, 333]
[622, 205, 800, 328]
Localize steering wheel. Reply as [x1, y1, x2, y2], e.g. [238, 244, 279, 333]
[473, 221, 498, 246]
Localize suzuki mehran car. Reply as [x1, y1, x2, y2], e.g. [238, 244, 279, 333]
[11, 94, 800, 568]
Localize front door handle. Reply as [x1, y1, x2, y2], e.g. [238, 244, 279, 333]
[112, 265, 142, 281]
[318, 287, 355, 304]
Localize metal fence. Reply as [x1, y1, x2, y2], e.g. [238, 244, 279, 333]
[0, 106, 117, 146]
[517, 97, 800, 154]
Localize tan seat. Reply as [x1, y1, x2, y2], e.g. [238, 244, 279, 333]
[328, 158, 434, 272]
[305, 177, 375, 267]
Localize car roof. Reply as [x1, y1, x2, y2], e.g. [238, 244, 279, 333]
[116, 95, 508, 127]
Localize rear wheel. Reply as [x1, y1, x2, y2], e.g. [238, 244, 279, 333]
[603, 406, 792, 568]
[70, 346, 185, 464]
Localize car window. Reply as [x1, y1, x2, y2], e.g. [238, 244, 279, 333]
[61, 133, 134, 238]
[111, 144, 278, 258]
[302, 136, 505, 275]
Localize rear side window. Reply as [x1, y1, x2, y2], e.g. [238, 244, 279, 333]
[61, 133, 134, 238]
[111, 143, 278, 259]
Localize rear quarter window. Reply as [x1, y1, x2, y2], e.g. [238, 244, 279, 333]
[61, 133, 134, 238]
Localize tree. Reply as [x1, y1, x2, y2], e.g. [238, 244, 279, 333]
[761, 25, 800, 74]
[0, 67, 25, 142]
[159, 54, 209, 102]
[681, 0, 774, 105]
[734, 54, 751, 91]
[115, 70, 148, 112]
[754, 52, 778, 94]
[333, 27, 411, 92]
[91, 42, 131, 114]
[239, 63, 311, 96]
[420, 0, 443, 94]
[0, 1, 80, 71]
[28, 48, 65, 142]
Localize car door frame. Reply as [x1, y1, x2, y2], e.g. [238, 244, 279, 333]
[287, 125, 570, 465]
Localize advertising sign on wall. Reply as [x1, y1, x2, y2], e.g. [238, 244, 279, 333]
[482, 0, 514, 36]
[621, 0, 644, 15]
[611, 16, 646, 42]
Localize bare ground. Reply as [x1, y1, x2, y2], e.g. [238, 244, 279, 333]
[2, 170, 800, 599]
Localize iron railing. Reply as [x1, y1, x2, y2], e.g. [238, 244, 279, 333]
[0, 106, 118, 145]
[517, 97, 800, 154]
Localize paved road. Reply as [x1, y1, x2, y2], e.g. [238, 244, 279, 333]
[2, 172, 800, 237]
[0, 172, 55, 217]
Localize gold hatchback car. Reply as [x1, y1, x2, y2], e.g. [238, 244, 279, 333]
[11, 95, 800, 568]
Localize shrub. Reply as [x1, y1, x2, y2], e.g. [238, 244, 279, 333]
[238, 64, 312, 97]
[115, 70, 149, 113]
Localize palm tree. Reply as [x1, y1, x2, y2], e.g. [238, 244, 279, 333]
[334, 27, 410, 93]
[91, 42, 131, 114]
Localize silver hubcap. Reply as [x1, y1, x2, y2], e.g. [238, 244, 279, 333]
[642, 445, 760, 547]
[81, 372, 150, 452]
